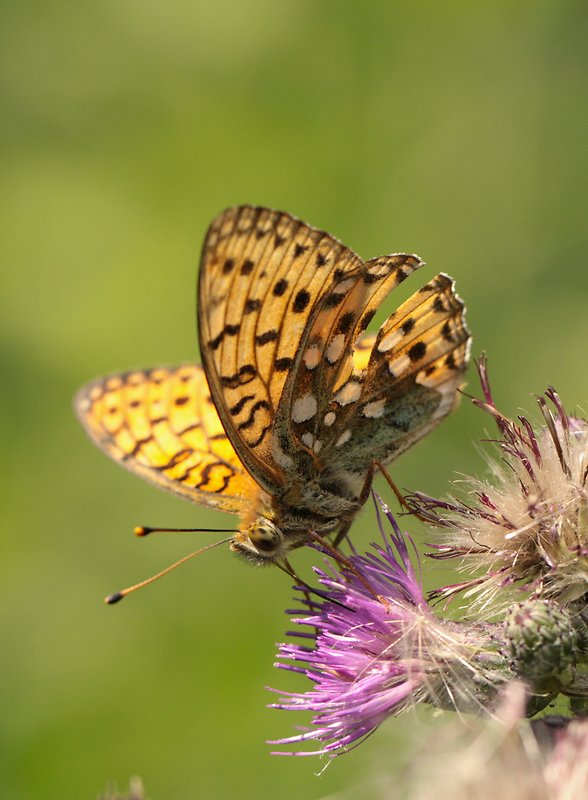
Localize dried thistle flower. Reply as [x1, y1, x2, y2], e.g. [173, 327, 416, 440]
[407, 683, 588, 800]
[410, 355, 588, 612]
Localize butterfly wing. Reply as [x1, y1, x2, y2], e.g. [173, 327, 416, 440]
[278, 261, 470, 490]
[75, 365, 256, 512]
[197, 205, 365, 494]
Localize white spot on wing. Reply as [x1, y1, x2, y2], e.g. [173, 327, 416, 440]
[301, 432, 315, 449]
[334, 381, 362, 406]
[303, 345, 321, 370]
[334, 278, 355, 293]
[271, 436, 294, 469]
[324, 411, 336, 426]
[326, 334, 345, 364]
[292, 393, 318, 423]
[363, 399, 386, 418]
[335, 429, 352, 447]
[377, 330, 401, 353]
[388, 354, 410, 376]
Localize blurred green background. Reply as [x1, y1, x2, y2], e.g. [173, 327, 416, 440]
[2, 1, 588, 798]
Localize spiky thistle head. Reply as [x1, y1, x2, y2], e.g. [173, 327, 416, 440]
[269, 497, 508, 756]
[411, 355, 588, 613]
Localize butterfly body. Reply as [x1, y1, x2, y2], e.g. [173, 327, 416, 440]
[76, 206, 470, 566]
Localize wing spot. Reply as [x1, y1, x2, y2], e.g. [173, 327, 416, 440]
[445, 352, 457, 370]
[240, 259, 255, 275]
[442, 321, 454, 342]
[209, 331, 224, 350]
[401, 318, 415, 335]
[335, 429, 352, 447]
[292, 393, 318, 423]
[326, 334, 346, 364]
[301, 431, 315, 449]
[324, 291, 346, 309]
[334, 381, 362, 406]
[223, 258, 235, 275]
[256, 329, 278, 346]
[273, 278, 288, 297]
[237, 400, 270, 431]
[175, 396, 189, 406]
[275, 357, 293, 372]
[229, 394, 255, 416]
[244, 298, 261, 314]
[434, 296, 447, 313]
[293, 243, 308, 258]
[324, 411, 336, 426]
[408, 341, 427, 362]
[293, 289, 311, 313]
[129, 400, 141, 409]
[221, 365, 256, 388]
[337, 311, 355, 334]
[360, 310, 376, 331]
[316, 252, 328, 267]
[378, 331, 401, 353]
[303, 345, 321, 370]
[363, 399, 386, 419]
[271, 437, 294, 469]
[274, 233, 286, 247]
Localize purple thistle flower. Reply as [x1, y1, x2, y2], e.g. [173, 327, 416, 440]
[270, 497, 505, 756]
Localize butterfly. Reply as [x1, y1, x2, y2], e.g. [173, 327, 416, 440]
[76, 206, 470, 570]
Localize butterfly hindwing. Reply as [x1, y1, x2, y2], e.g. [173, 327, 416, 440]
[75, 365, 256, 512]
[275, 266, 469, 490]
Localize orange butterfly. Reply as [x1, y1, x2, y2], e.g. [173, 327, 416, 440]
[76, 206, 470, 572]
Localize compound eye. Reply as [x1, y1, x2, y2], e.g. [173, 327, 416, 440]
[251, 532, 279, 553]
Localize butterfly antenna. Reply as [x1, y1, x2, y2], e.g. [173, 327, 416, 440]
[105, 537, 234, 604]
[134, 526, 237, 536]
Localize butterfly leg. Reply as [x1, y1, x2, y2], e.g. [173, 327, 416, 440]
[373, 460, 432, 523]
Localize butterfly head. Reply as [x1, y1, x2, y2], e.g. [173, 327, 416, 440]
[230, 517, 298, 566]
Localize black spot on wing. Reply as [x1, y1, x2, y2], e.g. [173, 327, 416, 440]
[221, 364, 257, 388]
[273, 279, 288, 297]
[275, 357, 293, 372]
[401, 318, 415, 335]
[256, 330, 279, 346]
[229, 394, 255, 416]
[293, 289, 311, 313]
[408, 341, 427, 362]
[237, 399, 270, 431]
[244, 298, 261, 314]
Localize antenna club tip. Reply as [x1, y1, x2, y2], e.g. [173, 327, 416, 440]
[134, 526, 150, 537]
[105, 592, 125, 605]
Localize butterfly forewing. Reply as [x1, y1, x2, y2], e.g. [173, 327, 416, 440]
[75, 365, 255, 512]
[198, 206, 364, 492]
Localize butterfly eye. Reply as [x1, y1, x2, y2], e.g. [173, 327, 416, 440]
[253, 535, 279, 553]
[249, 521, 283, 554]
